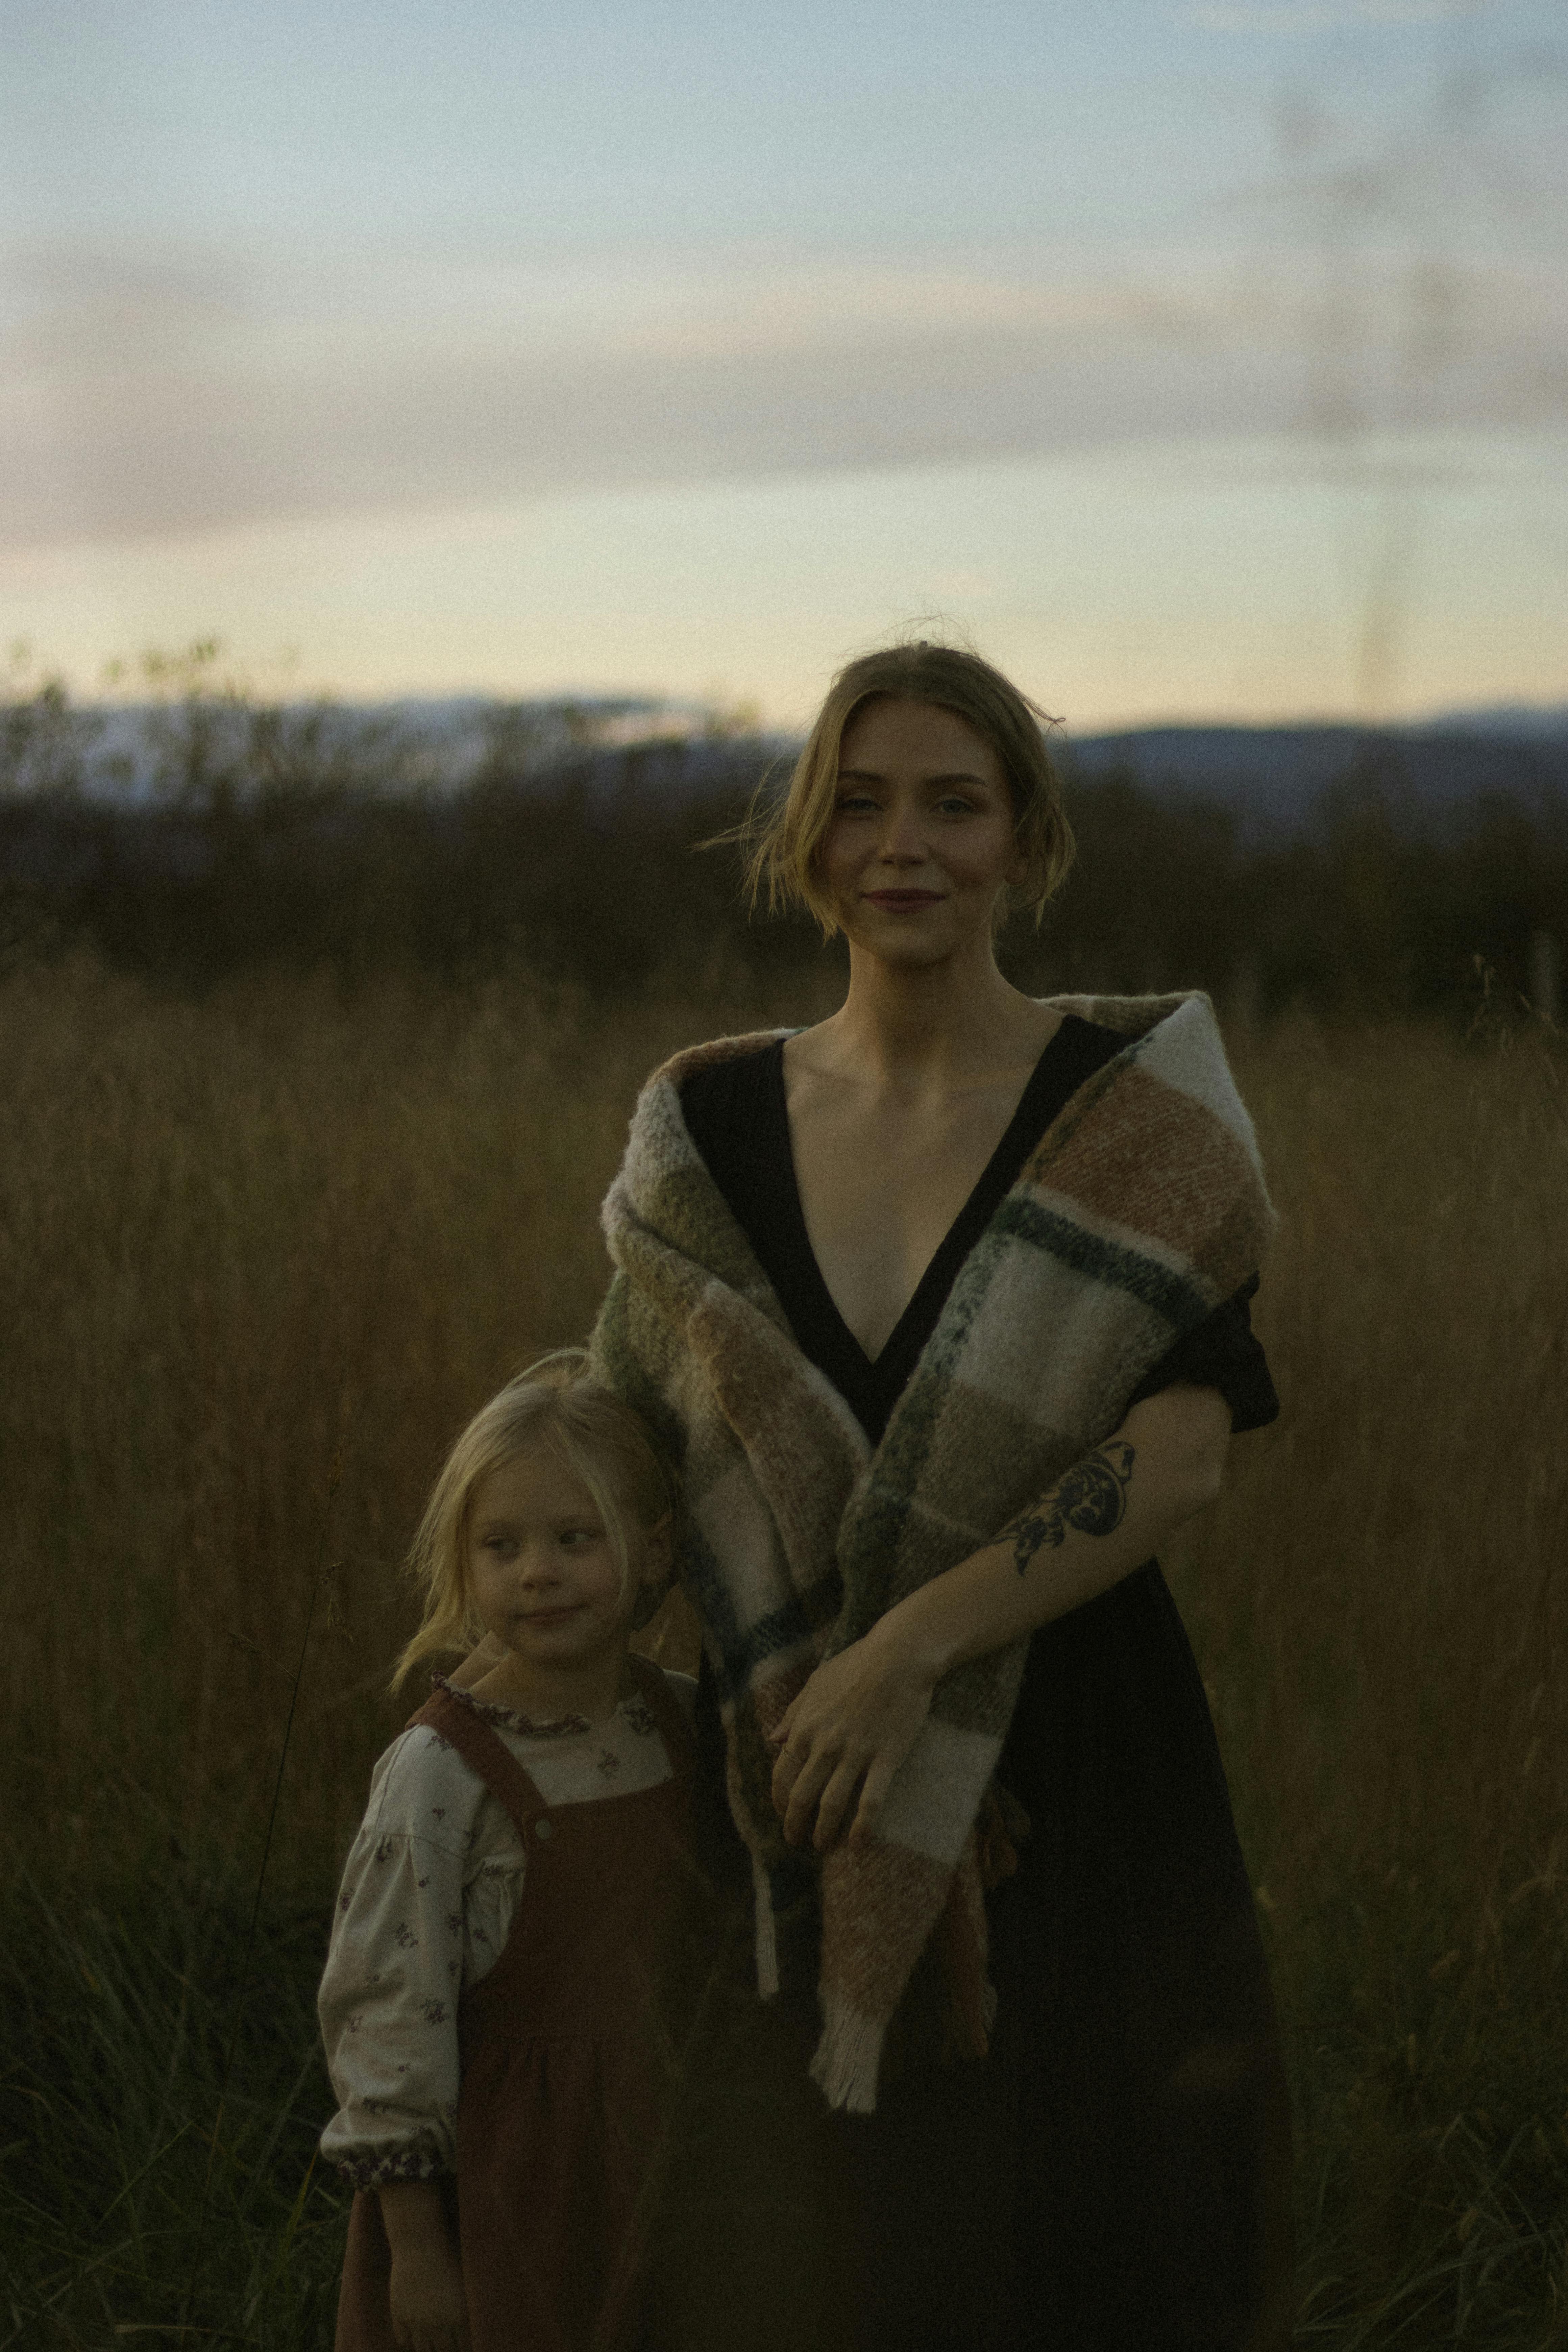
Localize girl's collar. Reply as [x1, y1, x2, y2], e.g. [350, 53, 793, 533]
[431, 1674, 593, 1739]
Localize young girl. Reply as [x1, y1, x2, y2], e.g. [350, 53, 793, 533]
[319, 1360, 702, 2352]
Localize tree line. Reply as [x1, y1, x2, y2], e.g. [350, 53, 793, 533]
[2, 671, 1563, 1022]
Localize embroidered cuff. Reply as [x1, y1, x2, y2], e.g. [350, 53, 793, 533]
[331, 2138, 451, 2191]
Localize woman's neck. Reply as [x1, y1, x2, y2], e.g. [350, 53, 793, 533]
[817, 940, 1054, 1093]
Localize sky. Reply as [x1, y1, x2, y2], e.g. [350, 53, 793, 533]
[1, 0, 1564, 728]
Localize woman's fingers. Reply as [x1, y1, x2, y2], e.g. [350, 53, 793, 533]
[779, 1737, 849, 1847]
[777, 1737, 886, 1850]
[850, 1747, 901, 1847]
[766, 1692, 799, 1748]
[810, 1758, 867, 1853]
[776, 1740, 824, 1843]
[769, 1732, 805, 1815]
[767, 1636, 937, 1845]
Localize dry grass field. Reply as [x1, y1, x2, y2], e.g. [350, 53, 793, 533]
[1, 954, 1565, 2346]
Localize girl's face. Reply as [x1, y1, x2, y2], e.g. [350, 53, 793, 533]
[817, 697, 1022, 964]
[465, 1440, 649, 1683]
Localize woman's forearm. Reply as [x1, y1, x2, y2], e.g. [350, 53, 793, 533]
[770, 1383, 1232, 1848]
[872, 1384, 1232, 1683]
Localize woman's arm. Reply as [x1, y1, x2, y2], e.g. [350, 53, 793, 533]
[769, 1383, 1232, 1852]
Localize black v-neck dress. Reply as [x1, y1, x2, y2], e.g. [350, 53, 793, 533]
[662, 1017, 1292, 2352]
[681, 1014, 1278, 1449]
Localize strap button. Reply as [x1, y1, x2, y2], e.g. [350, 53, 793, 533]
[535, 1817, 555, 1840]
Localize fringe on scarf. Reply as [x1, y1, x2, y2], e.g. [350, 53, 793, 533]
[810, 1989, 889, 2117]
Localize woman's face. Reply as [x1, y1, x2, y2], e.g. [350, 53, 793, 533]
[817, 697, 1021, 965]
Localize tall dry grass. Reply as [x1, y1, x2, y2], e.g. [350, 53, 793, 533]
[1168, 1011, 1568, 2336]
[0, 959, 838, 1876]
[1, 957, 1565, 2343]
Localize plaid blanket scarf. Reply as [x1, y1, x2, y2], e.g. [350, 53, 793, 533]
[589, 990, 1275, 2112]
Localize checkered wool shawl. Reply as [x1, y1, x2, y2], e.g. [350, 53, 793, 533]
[589, 991, 1275, 2113]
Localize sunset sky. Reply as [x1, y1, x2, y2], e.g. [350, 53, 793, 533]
[2, 0, 1564, 728]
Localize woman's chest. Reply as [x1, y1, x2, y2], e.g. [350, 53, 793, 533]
[786, 1090, 1021, 1359]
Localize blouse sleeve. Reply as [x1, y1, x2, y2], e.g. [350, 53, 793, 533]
[317, 1730, 473, 2188]
[1124, 1274, 1280, 1434]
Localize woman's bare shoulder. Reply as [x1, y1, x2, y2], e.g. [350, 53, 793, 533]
[648, 1026, 795, 1093]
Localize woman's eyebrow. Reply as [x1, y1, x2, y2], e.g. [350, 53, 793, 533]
[835, 766, 991, 786]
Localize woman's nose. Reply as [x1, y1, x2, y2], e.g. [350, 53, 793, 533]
[877, 798, 927, 860]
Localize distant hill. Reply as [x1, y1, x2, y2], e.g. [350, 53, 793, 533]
[20, 690, 1568, 841]
[1061, 715, 1568, 840]
[5, 688, 1563, 1013]
[239, 696, 1568, 840]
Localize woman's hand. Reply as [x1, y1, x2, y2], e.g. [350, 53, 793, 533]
[768, 1622, 936, 1852]
[767, 1390, 1232, 1856]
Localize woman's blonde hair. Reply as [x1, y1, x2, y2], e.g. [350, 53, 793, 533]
[740, 639, 1076, 934]
[391, 1353, 678, 1692]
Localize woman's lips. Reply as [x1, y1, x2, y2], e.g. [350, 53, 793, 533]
[863, 889, 944, 908]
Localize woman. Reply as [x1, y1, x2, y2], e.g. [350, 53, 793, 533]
[592, 642, 1292, 2352]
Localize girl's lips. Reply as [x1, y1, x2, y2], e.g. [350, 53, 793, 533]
[517, 1604, 585, 1628]
[863, 889, 944, 907]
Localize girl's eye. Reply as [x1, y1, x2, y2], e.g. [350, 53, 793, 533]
[559, 1527, 602, 1548]
[834, 792, 878, 813]
[937, 795, 977, 815]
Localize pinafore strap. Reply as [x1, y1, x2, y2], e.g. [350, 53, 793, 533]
[407, 1660, 694, 1844]
[408, 1686, 550, 1844]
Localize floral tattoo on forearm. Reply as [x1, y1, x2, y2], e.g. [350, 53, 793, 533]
[1000, 1441, 1136, 1576]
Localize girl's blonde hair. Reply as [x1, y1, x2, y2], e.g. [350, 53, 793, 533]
[391, 1353, 678, 1692]
[739, 638, 1076, 934]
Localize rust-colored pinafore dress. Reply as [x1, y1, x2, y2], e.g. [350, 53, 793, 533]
[334, 1656, 705, 2352]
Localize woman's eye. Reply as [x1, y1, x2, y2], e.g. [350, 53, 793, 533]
[834, 792, 878, 813]
[937, 796, 976, 815]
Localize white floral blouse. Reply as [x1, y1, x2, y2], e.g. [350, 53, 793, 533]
[318, 1669, 697, 2188]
